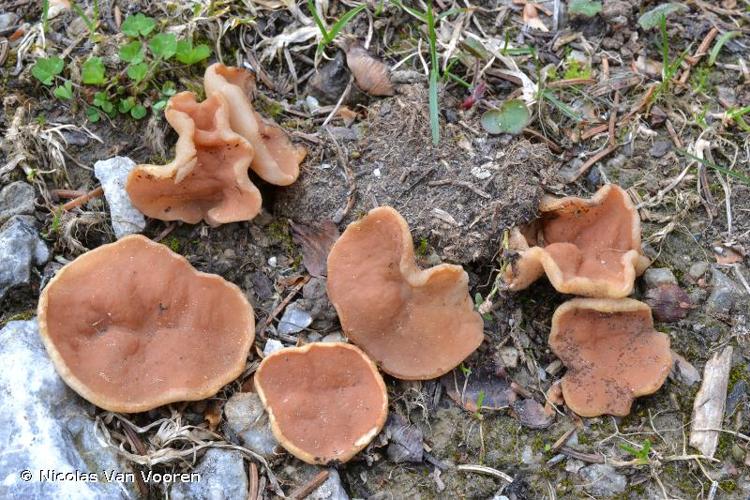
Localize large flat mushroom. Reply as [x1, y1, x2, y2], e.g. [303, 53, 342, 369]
[126, 92, 261, 226]
[204, 63, 306, 186]
[549, 298, 672, 417]
[254, 342, 388, 465]
[327, 206, 484, 380]
[37, 235, 255, 413]
[503, 184, 650, 298]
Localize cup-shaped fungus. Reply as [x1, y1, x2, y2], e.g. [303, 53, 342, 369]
[203, 63, 306, 186]
[549, 298, 672, 417]
[327, 206, 484, 380]
[254, 342, 388, 464]
[37, 235, 255, 413]
[127, 92, 262, 226]
[503, 184, 650, 298]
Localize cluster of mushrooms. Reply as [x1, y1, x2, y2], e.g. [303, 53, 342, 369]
[35, 64, 672, 468]
[502, 184, 673, 417]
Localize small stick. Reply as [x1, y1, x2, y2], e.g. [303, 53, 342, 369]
[608, 92, 619, 146]
[580, 123, 608, 140]
[61, 186, 104, 211]
[523, 128, 563, 154]
[51, 189, 87, 199]
[261, 277, 310, 334]
[247, 462, 259, 500]
[288, 470, 329, 499]
[680, 27, 719, 84]
[456, 464, 513, 483]
[546, 78, 595, 88]
[572, 144, 619, 182]
[550, 427, 576, 452]
[665, 120, 683, 148]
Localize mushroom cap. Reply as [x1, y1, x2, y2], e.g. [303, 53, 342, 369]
[126, 92, 262, 226]
[504, 184, 650, 298]
[327, 206, 484, 380]
[204, 63, 306, 186]
[254, 342, 388, 465]
[37, 235, 255, 413]
[549, 298, 672, 417]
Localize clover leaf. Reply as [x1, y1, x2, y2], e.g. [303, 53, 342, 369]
[53, 80, 74, 100]
[119, 41, 145, 64]
[121, 13, 156, 37]
[149, 33, 177, 60]
[31, 56, 64, 85]
[81, 57, 106, 85]
[175, 40, 211, 65]
[126, 62, 149, 83]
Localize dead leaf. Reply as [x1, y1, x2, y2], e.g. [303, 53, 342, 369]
[336, 106, 358, 126]
[523, 3, 549, 32]
[440, 366, 517, 412]
[344, 42, 394, 96]
[204, 400, 223, 431]
[713, 243, 744, 264]
[290, 220, 340, 277]
[512, 398, 554, 429]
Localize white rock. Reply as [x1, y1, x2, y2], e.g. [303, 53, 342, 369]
[93, 157, 145, 239]
[224, 392, 278, 460]
[263, 339, 284, 356]
[0, 320, 133, 499]
[0, 216, 48, 300]
[278, 304, 313, 335]
[170, 449, 247, 500]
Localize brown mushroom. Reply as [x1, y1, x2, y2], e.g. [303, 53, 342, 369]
[503, 184, 650, 298]
[254, 342, 388, 464]
[37, 235, 255, 413]
[203, 63, 306, 186]
[327, 206, 484, 380]
[549, 298, 672, 417]
[126, 91, 262, 226]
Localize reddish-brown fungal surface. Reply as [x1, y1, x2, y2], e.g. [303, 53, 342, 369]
[254, 342, 388, 465]
[549, 298, 672, 417]
[327, 206, 484, 380]
[203, 63, 306, 186]
[126, 92, 261, 226]
[503, 184, 650, 298]
[37, 235, 255, 413]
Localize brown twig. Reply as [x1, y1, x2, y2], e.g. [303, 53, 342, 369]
[546, 78, 595, 88]
[247, 462, 259, 500]
[288, 470, 329, 499]
[580, 123, 608, 141]
[572, 144, 619, 182]
[61, 186, 104, 211]
[260, 276, 310, 336]
[523, 128, 563, 154]
[51, 188, 87, 200]
[680, 27, 719, 84]
[608, 92, 619, 147]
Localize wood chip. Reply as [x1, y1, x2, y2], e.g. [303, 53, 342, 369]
[689, 346, 733, 458]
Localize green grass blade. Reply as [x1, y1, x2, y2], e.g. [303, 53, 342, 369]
[427, 0, 440, 144]
[327, 4, 367, 44]
[307, 0, 330, 41]
[542, 90, 582, 122]
[709, 31, 741, 66]
[677, 148, 750, 185]
[71, 2, 96, 34]
[390, 0, 427, 23]
[42, 0, 49, 33]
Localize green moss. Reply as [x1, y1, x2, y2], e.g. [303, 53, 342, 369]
[563, 58, 592, 80]
[162, 236, 181, 253]
[267, 219, 296, 256]
[0, 309, 36, 328]
[729, 363, 749, 388]
[720, 480, 737, 493]
[255, 94, 284, 119]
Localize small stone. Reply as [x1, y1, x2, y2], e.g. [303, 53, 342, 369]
[512, 399, 554, 429]
[308, 468, 349, 500]
[497, 346, 519, 369]
[649, 140, 672, 158]
[278, 304, 313, 335]
[224, 392, 279, 459]
[521, 444, 540, 465]
[170, 449, 248, 500]
[93, 157, 146, 238]
[305, 95, 321, 113]
[0, 12, 19, 31]
[267, 256, 277, 267]
[644, 284, 692, 322]
[0, 320, 133, 499]
[0, 216, 49, 300]
[689, 262, 709, 280]
[578, 464, 627, 496]
[224, 392, 278, 460]
[642, 268, 678, 288]
[321, 332, 346, 343]
[565, 458, 585, 473]
[471, 164, 492, 180]
[0, 181, 35, 225]
[263, 339, 284, 356]
[727, 380, 747, 416]
[671, 351, 701, 386]
[545, 359, 563, 376]
[706, 268, 742, 315]
[386, 414, 423, 464]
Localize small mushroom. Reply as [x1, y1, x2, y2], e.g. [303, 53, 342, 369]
[254, 342, 388, 465]
[503, 184, 650, 298]
[327, 206, 484, 380]
[203, 63, 306, 186]
[37, 235, 255, 413]
[549, 298, 672, 417]
[126, 92, 261, 226]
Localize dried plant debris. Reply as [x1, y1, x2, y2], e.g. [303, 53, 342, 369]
[440, 365, 517, 413]
[276, 85, 556, 264]
[343, 40, 394, 97]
